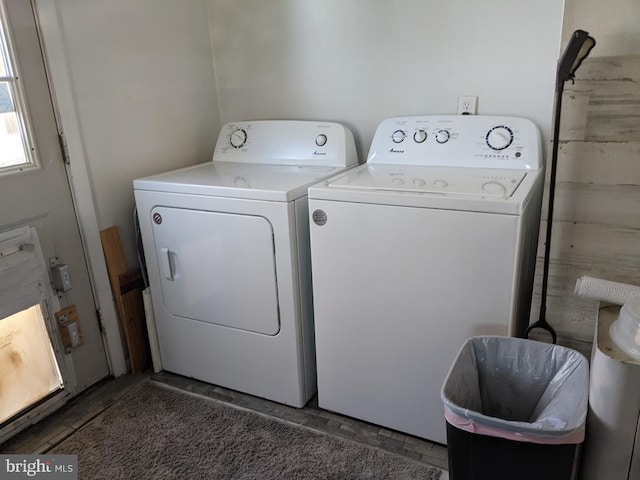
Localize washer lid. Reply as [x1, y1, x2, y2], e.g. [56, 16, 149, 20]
[134, 161, 348, 201]
[310, 164, 542, 215]
[327, 164, 526, 198]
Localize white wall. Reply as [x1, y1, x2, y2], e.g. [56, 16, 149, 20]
[208, 0, 565, 159]
[563, 0, 640, 55]
[48, 0, 220, 267]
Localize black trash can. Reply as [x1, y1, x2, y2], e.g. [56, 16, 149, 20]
[441, 336, 589, 480]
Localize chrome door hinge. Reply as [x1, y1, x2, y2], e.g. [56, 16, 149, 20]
[58, 132, 70, 165]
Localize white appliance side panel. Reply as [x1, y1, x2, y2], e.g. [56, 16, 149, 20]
[135, 190, 309, 407]
[309, 199, 520, 443]
[151, 206, 279, 336]
[294, 197, 317, 400]
[510, 185, 543, 338]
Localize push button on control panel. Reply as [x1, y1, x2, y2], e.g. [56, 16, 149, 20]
[315, 134, 328, 147]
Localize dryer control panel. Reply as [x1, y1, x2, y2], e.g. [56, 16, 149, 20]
[214, 120, 358, 168]
[367, 115, 542, 171]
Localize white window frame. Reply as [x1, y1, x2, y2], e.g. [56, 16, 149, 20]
[0, 0, 40, 176]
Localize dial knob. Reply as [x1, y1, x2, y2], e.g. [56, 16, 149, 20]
[392, 129, 406, 144]
[413, 178, 426, 187]
[230, 128, 247, 149]
[486, 126, 514, 151]
[316, 134, 328, 147]
[433, 179, 448, 188]
[435, 130, 450, 144]
[392, 177, 405, 186]
[413, 130, 427, 143]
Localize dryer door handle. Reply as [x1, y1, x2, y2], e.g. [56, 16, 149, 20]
[160, 247, 174, 281]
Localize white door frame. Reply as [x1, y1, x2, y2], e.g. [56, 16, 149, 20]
[32, 0, 126, 376]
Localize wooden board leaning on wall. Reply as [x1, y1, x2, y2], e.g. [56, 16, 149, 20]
[100, 226, 150, 374]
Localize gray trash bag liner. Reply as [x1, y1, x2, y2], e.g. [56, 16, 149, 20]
[441, 336, 589, 444]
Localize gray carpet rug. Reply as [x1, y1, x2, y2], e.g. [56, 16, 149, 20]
[52, 380, 441, 479]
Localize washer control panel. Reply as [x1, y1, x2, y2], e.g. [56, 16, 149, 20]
[214, 120, 357, 168]
[367, 115, 541, 170]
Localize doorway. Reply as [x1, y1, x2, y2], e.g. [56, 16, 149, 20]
[0, 0, 110, 441]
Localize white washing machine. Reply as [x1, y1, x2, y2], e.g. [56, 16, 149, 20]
[134, 120, 357, 407]
[308, 115, 543, 443]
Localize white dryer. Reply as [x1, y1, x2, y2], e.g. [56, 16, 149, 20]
[135, 120, 357, 407]
[308, 115, 543, 443]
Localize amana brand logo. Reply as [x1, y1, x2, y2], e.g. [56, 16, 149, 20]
[389, 148, 404, 153]
[313, 151, 326, 155]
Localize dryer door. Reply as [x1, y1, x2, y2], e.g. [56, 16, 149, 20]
[150, 206, 279, 335]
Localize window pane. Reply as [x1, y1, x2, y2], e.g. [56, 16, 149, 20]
[0, 81, 28, 169]
[0, 9, 8, 78]
[0, 6, 35, 174]
[0, 81, 13, 112]
[0, 109, 27, 168]
[0, 39, 7, 77]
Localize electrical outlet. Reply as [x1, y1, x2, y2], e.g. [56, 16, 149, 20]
[68, 322, 81, 348]
[55, 305, 83, 351]
[458, 95, 478, 115]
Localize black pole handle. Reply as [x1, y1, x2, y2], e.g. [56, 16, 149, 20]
[526, 71, 565, 345]
[526, 318, 558, 344]
[526, 30, 595, 345]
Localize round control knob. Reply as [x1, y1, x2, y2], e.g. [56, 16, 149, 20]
[482, 181, 507, 195]
[315, 134, 328, 147]
[230, 128, 247, 149]
[392, 177, 405, 186]
[433, 179, 448, 188]
[392, 129, 406, 144]
[486, 126, 514, 151]
[413, 178, 426, 187]
[413, 130, 427, 143]
[435, 130, 450, 144]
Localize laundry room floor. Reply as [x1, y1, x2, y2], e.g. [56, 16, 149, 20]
[1, 371, 449, 477]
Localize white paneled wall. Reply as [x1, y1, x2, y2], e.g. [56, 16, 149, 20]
[563, 0, 640, 56]
[529, 55, 640, 355]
